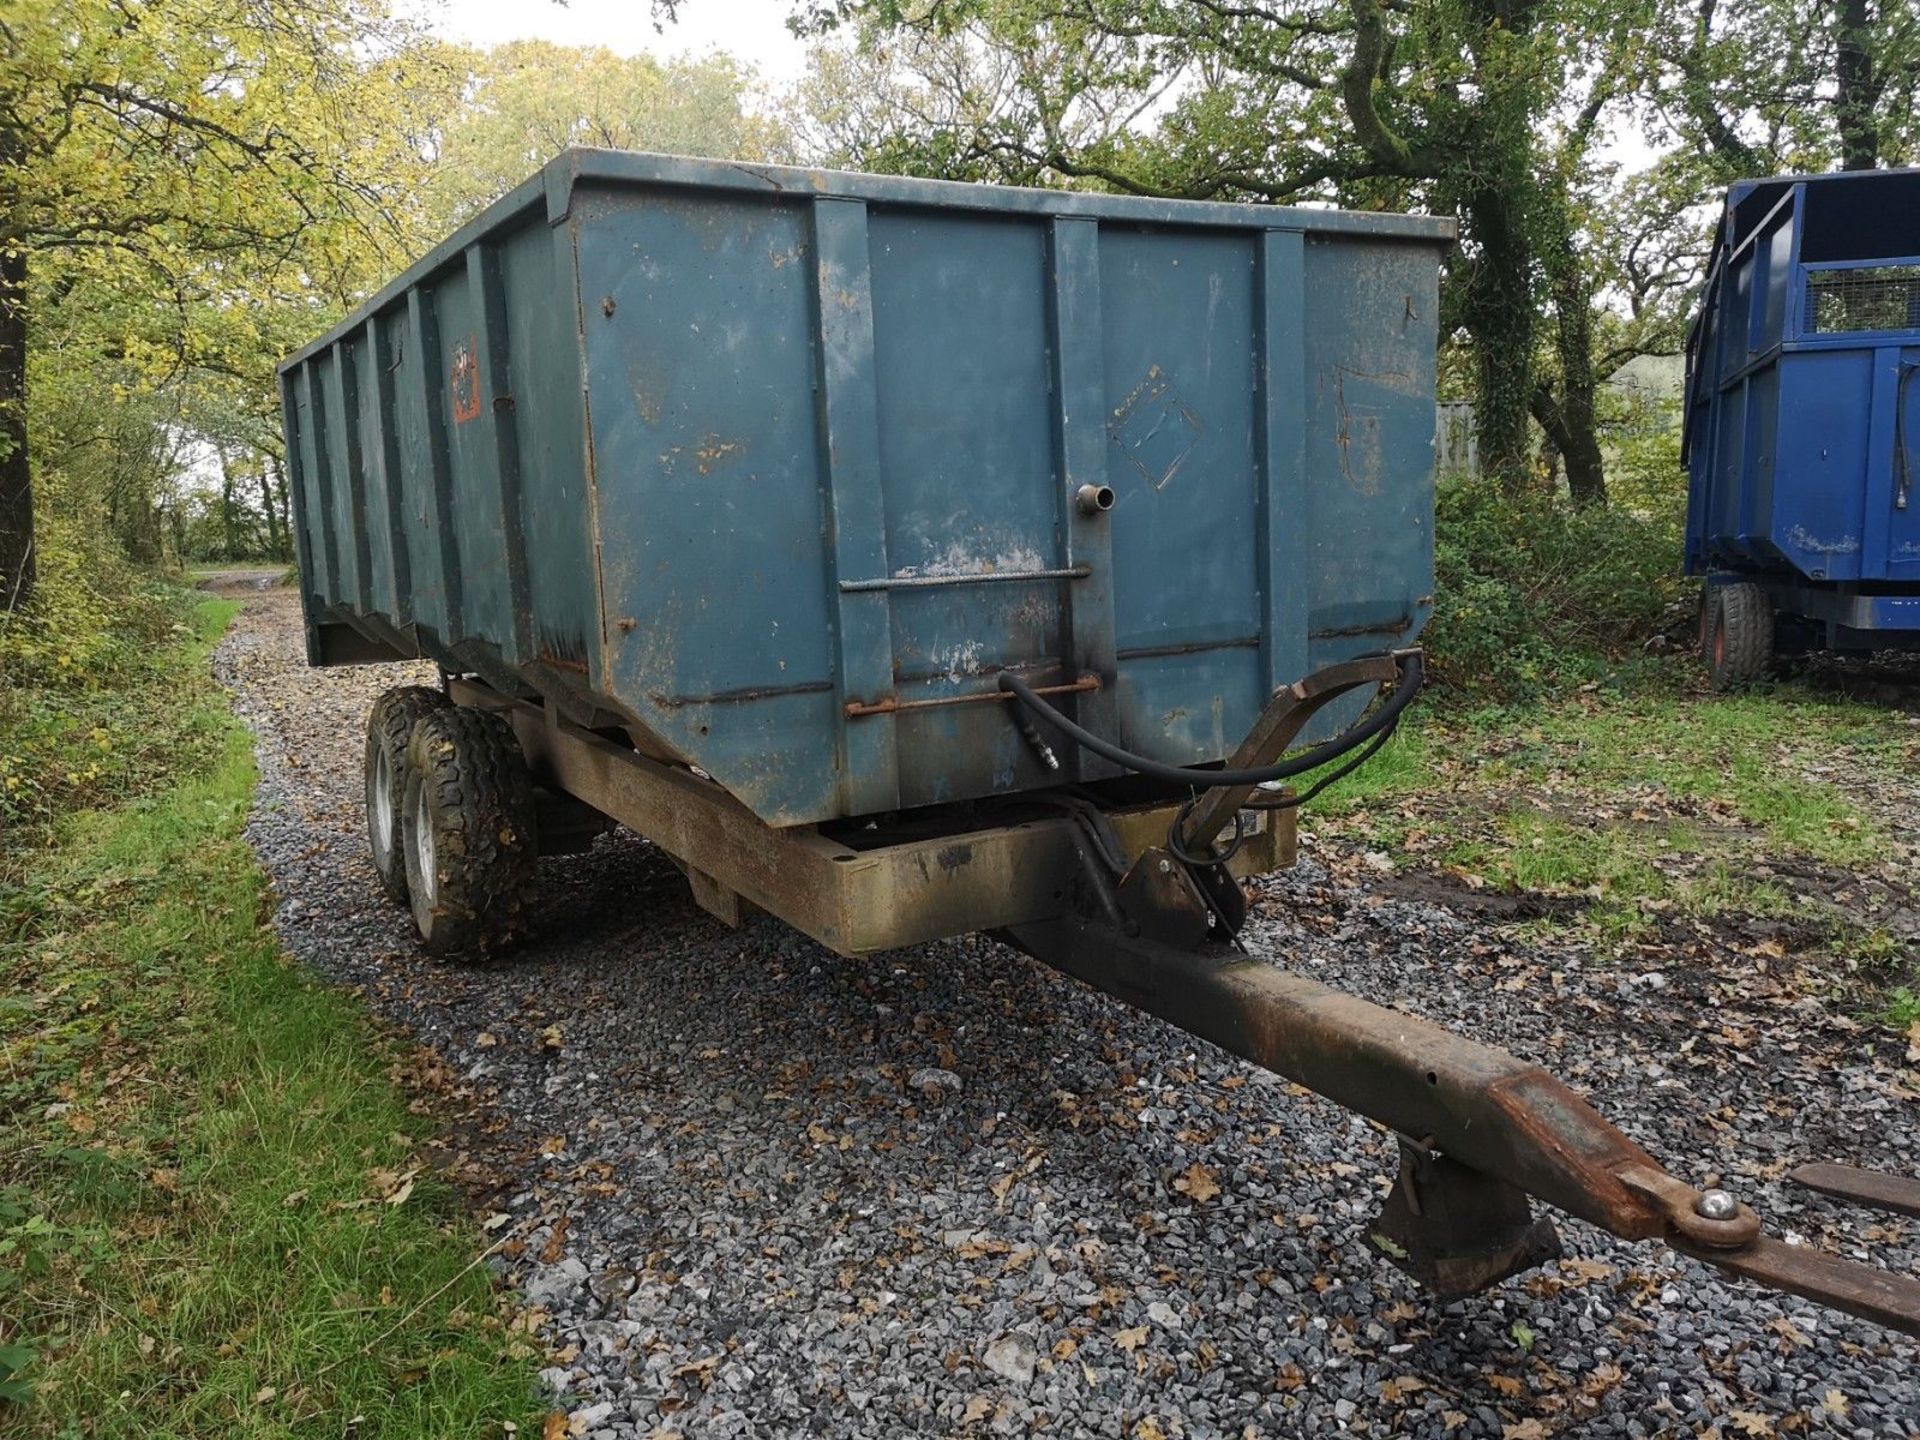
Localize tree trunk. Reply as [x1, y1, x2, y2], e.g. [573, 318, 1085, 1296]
[1460, 184, 1537, 492]
[1560, 420, 1607, 510]
[266, 454, 293, 562]
[0, 238, 32, 612]
[256, 455, 284, 559]
[1833, 0, 1879, 170]
[218, 445, 241, 559]
[1542, 227, 1608, 509]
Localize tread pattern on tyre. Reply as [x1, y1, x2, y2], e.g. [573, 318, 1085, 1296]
[1707, 582, 1774, 690]
[364, 685, 449, 904]
[402, 706, 537, 957]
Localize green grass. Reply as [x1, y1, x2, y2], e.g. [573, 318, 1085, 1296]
[1292, 662, 1920, 1004]
[0, 597, 540, 1437]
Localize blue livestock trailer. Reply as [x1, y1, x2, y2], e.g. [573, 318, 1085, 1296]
[1684, 168, 1920, 687]
[281, 150, 1920, 1333]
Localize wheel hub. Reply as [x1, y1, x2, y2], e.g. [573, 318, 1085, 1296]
[370, 745, 393, 861]
[411, 782, 436, 908]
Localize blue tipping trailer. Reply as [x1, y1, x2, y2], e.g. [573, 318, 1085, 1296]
[278, 151, 1920, 1335]
[1683, 168, 1920, 686]
[279, 148, 1447, 830]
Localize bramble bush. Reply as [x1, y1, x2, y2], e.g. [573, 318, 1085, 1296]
[1424, 466, 1687, 706]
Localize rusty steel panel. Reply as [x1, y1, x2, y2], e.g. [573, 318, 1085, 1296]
[281, 149, 1451, 828]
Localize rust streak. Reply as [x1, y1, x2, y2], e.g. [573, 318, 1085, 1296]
[846, 675, 1100, 719]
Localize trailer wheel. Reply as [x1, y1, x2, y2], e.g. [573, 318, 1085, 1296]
[400, 707, 538, 956]
[1702, 582, 1774, 690]
[364, 685, 449, 903]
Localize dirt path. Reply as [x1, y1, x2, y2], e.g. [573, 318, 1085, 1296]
[216, 587, 1919, 1439]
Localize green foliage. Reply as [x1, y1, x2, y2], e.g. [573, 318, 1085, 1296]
[1303, 659, 1917, 977]
[425, 40, 787, 230]
[1425, 473, 1685, 704]
[0, 546, 230, 857]
[6, 5, 783, 618]
[0, 599, 540, 1434]
[1887, 987, 1920, 1029]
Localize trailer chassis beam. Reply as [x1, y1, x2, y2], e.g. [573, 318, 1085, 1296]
[1004, 912, 1920, 1337]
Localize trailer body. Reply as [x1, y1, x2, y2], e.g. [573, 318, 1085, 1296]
[281, 153, 1920, 1342]
[279, 149, 1447, 828]
[1684, 169, 1920, 654]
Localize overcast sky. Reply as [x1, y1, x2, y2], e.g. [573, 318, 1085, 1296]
[420, 0, 812, 84]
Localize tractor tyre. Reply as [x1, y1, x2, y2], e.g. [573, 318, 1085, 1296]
[1702, 582, 1774, 691]
[400, 706, 538, 957]
[364, 685, 449, 904]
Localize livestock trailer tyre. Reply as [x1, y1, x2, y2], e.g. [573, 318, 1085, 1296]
[1703, 582, 1774, 691]
[364, 685, 450, 904]
[400, 707, 538, 957]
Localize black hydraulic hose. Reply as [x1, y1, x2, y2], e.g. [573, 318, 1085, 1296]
[1244, 724, 1396, 810]
[998, 650, 1424, 789]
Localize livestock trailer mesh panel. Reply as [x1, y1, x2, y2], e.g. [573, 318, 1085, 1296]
[279, 149, 1451, 828]
[1805, 265, 1920, 334]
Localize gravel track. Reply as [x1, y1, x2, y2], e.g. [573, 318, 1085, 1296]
[214, 588, 1919, 1439]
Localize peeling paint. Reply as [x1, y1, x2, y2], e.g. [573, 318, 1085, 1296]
[893, 540, 1050, 580]
[935, 639, 986, 684]
[696, 435, 745, 475]
[1787, 525, 1861, 556]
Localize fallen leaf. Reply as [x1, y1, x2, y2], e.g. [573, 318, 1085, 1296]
[541, 1414, 567, 1440]
[1114, 1326, 1149, 1352]
[1766, 1315, 1807, 1348]
[1729, 1412, 1775, 1438]
[385, 1177, 415, 1207]
[1135, 1419, 1166, 1440]
[1582, 1362, 1624, 1396]
[1052, 1338, 1077, 1360]
[1822, 1389, 1849, 1420]
[1174, 1162, 1220, 1203]
[669, 1355, 721, 1386]
[961, 1395, 994, 1425]
[1487, 1373, 1526, 1398]
[253, 1387, 277, 1406]
[1503, 1422, 1548, 1440]
[1382, 1376, 1427, 1402]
